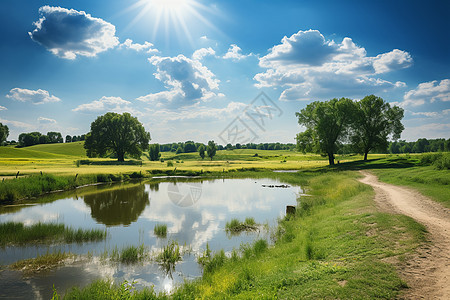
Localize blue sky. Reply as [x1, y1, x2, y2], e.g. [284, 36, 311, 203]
[0, 0, 449, 144]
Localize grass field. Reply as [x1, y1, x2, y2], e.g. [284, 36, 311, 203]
[0, 142, 388, 177]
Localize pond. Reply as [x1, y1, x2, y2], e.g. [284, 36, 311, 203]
[0, 177, 301, 299]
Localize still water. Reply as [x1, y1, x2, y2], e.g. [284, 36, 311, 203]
[0, 178, 301, 299]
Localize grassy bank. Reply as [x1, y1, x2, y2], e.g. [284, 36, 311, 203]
[57, 170, 427, 299]
[0, 222, 106, 246]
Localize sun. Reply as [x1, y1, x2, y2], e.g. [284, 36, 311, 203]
[125, 0, 218, 46]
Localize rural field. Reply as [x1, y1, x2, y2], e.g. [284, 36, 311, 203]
[0, 142, 449, 299]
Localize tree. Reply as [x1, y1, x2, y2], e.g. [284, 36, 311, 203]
[149, 143, 160, 161]
[47, 132, 63, 143]
[351, 95, 404, 160]
[176, 146, 183, 154]
[84, 112, 150, 162]
[18, 132, 41, 147]
[184, 141, 197, 153]
[65, 135, 72, 143]
[206, 140, 217, 160]
[39, 135, 50, 144]
[296, 98, 356, 165]
[198, 145, 205, 159]
[0, 123, 9, 145]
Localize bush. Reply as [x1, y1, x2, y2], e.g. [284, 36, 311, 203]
[167, 161, 174, 167]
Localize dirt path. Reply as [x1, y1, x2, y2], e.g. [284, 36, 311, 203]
[358, 171, 450, 299]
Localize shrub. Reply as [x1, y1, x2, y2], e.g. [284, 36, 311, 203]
[154, 224, 167, 238]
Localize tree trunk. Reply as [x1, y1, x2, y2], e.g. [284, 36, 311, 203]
[328, 153, 335, 165]
[117, 152, 125, 162]
[364, 152, 368, 161]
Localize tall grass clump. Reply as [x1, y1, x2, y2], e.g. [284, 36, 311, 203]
[225, 217, 259, 234]
[153, 224, 167, 238]
[0, 222, 106, 246]
[156, 240, 182, 277]
[64, 227, 107, 243]
[58, 280, 160, 300]
[11, 250, 72, 274]
[111, 244, 146, 264]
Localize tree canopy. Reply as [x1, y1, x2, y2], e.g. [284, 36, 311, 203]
[351, 95, 404, 160]
[0, 123, 9, 145]
[296, 95, 404, 164]
[296, 97, 356, 165]
[206, 140, 217, 160]
[198, 144, 205, 159]
[84, 112, 150, 162]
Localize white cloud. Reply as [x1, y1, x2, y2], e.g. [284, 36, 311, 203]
[6, 88, 61, 105]
[410, 109, 450, 118]
[255, 29, 412, 101]
[137, 54, 220, 107]
[29, 6, 119, 59]
[73, 96, 140, 115]
[0, 118, 33, 129]
[200, 36, 208, 41]
[223, 44, 250, 61]
[120, 39, 158, 53]
[402, 123, 450, 140]
[0, 106, 7, 111]
[37, 117, 57, 124]
[401, 79, 450, 107]
[146, 101, 248, 122]
[192, 47, 215, 60]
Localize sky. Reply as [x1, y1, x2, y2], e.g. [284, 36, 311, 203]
[0, 0, 449, 144]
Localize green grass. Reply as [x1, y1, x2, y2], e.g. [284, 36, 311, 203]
[156, 240, 182, 277]
[11, 250, 73, 275]
[0, 146, 68, 159]
[153, 224, 167, 238]
[27, 142, 87, 157]
[0, 222, 106, 246]
[225, 217, 259, 234]
[110, 244, 147, 264]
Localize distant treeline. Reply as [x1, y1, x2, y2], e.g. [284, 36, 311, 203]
[159, 141, 296, 153]
[8, 132, 86, 147]
[336, 138, 450, 155]
[388, 138, 450, 154]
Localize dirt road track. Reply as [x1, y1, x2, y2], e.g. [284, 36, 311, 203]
[359, 171, 449, 299]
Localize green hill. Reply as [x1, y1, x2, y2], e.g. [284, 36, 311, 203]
[0, 142, 87, 159]
[0, 146, 68, 159]
[27, 142, 87, 157]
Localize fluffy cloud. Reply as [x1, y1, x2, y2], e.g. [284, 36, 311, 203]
[6, 88, 61, 104]
[146, 101, 248, 122]
[29, 6, 119, 59]
[37, 117, 57, 124]
[409, 109, 450, 118]
[192, 47, 215, 60]
[223, 44, 250, 61]
[0, 106, 7, 111]
[73, 96, 140, 115]
[401, 79, 450, 107]
[0, 118, 33, 129]
[255, 29, 412, 100]
[137, 54, 220, 107]
[120, 39, 158, 53]
[402, 123, 450, 140]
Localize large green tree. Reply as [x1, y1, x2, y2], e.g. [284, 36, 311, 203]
[296, 98, 356, 165]
[198, 144, 205, 159]
[351, 95, 404, 160]
[0, 123, 9, 145]
[149, 143, 160, 161]
[206, 140, 217, 160]
[84, 112, 150, 162]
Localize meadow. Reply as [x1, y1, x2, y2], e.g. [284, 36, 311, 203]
[1, 142, 449, 298]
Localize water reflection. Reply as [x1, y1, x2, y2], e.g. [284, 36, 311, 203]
[83, 184, 150, 226]
[0, 178, 301, 299]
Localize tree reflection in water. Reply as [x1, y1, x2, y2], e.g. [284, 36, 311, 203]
[83, 183, 151, 226]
